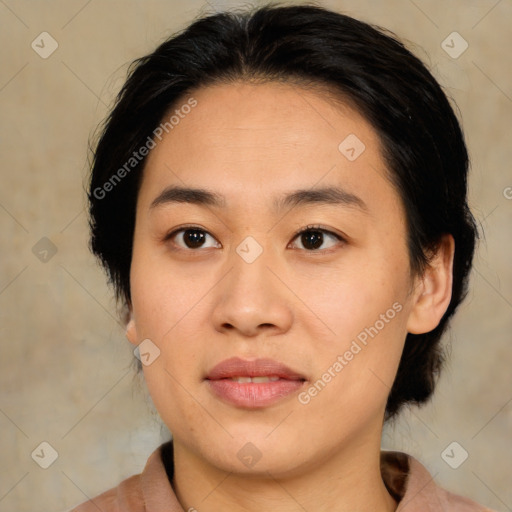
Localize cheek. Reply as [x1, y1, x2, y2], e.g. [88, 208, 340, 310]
[129, 247, 205, 404]
[143, 361, 206, 441]
[290, 259, 409, 409]
[290, 255, 408, 340]
[130, 250, 206, 340]
[297, 311, 407, 430]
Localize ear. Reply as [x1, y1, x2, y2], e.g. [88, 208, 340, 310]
[406, 234, 455, 335]
[125, 305, 139, 347]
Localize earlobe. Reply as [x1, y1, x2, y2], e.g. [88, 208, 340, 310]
[125, 311, 139, 346]
[406, 234, 455, 335]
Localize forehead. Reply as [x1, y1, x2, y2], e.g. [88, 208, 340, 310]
[139, 81, 399, 218]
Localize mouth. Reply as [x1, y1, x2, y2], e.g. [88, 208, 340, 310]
[223, 376, 281, 383]
[205, 357, 306, 408]
[205, 356, 306, 380]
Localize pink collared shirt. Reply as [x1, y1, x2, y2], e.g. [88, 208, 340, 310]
[71, 442, 495, 511]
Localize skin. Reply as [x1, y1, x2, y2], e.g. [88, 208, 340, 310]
[126, 81, 454, 512]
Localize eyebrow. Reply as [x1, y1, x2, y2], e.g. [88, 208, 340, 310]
[150, 184, 368, 214]
[274, 186, 368, 213]
[150, 185, 226, 209]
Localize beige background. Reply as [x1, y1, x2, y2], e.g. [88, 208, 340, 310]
[0, 0, 511, 510]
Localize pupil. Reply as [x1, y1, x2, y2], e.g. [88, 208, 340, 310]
[185, 229, 205, 248]
[302, 230, 323, 250]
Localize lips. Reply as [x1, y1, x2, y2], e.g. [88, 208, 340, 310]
[206, 357, 306, 381]
[205, 357, 306, 409]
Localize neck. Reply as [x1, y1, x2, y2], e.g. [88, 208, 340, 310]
[171, 434, 397, 512]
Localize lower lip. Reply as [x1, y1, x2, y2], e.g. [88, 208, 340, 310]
[206, 379, 305, 408]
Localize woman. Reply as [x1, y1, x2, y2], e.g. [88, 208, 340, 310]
[75, 4, 493, 511]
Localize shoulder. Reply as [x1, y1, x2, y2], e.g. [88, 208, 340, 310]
[68, 442, 175, 512]
[70, 474, 144, 512]
[381, 451, 497, 512]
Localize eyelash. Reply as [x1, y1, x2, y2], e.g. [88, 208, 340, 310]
[164, 224, 345, 253]
[290, 224, 345, 252]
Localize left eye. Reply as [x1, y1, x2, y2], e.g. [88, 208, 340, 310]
[289, 226, 343, 251]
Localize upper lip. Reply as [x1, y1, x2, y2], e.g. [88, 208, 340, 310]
[206, 357, 306, 381]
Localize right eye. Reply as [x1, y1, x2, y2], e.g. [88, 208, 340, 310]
[165, 226, 221, 250]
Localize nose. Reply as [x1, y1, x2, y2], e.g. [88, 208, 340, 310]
[210, 242, 294, 338]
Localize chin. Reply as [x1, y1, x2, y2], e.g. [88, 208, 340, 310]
[201, 429, 312, 476]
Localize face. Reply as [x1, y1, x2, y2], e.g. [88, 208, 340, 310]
[126, 81, 441, 477]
